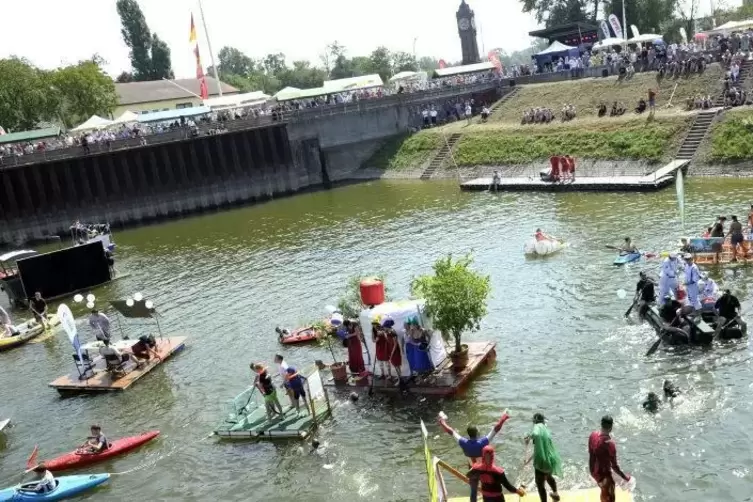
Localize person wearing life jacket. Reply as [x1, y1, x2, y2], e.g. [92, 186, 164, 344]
[439, 412, 509, 465]
[467, 445, 526, 502]
[700, 273, 718, 305]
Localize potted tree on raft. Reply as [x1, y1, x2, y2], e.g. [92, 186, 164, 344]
[411, 254, 490, 371]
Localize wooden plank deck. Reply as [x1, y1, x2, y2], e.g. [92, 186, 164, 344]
[324, 341, 496, 397]
[449, 487, 633, 502]
[214, 401, 331, 440]
[49, 336, 186, 393]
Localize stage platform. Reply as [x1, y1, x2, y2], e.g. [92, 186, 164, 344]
[324, 341, 496, 397]
[49, 336, 186, 394]
[461, 160, 688, 193]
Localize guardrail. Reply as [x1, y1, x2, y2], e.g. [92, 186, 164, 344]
[0, 81, 501, 169]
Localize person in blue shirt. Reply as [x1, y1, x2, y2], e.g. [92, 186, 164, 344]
[285, 367, 311, 416]
[438, 411, 510, 465]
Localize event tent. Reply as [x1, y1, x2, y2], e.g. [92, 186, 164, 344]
[137, 106, 211, 123]
[322, 74, 383, 93]
[533, 41, 580, 65]
[591, 37, 625, 51]
[111, 111, 139, 125]
[433, 61, 495, 78]
[273, 86, 301, 101]
[389, 71, 428, 83]
[203, 91, 270, 110]
[71, 115, 113, 132]
[626, 33, 663, 44]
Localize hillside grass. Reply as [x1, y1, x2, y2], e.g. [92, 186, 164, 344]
[489, 64, 723, 123]
[365, 133, 441, 170]
[705, 108, 753, 162]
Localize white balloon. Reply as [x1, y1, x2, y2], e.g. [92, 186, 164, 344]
[86, 302, 94, 309]
[86, 294, 95, 303]
[145, 300, 154, 309]
[134, 292, 143, 302]
[126, 298, 134, 307]
[616, 289, 627, 299]
[73, 294, 84, 303]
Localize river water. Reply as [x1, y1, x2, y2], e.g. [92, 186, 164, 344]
[1, 178, 752, 501]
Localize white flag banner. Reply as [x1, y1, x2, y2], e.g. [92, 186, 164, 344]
[679, 27, 688, 43]
[608, 14, 624, 39]
[600, 20, 611, 40]
[57, 304, 83, 362]
[631, 24, 641, 38]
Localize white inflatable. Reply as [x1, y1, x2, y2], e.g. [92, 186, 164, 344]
[524, 238, 565, 256]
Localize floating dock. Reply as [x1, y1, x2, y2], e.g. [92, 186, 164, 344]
[689, 236, 753, 265]
[325, 341, 496, 397]
[49, 336, 186, 393]
[214, 368, 332, 440]
[461, 160, 688, 193]
[449, 488, 632, 502]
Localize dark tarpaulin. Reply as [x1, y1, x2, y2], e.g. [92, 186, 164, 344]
[110, 299, 156, 319]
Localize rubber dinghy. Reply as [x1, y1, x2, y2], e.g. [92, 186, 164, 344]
[42, 431, 160, 471]
[524, 238, 565, 257]
[0, 474, 110, 501]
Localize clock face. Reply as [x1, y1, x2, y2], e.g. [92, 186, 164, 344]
[458, 18, 470, 31]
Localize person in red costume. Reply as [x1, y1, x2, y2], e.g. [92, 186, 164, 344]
[467, 445, 526, 502]
[438, 411, 510, 465]
[566, 155, 576, 181]
[588, 415, 631, 502]
[372, 319, 390, 379]
[548, 156, 560, 182]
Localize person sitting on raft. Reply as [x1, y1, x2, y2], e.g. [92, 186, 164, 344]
[78, 425, 109, 454]
[679, 238, 693, 253]
[714, 289, 747, 338]
[468, 445, 526, 502]
[524, 413, 562, 502]
[634, 272, 656, 312]
[131, 335, 161, 363]
[438, 411, 509, 465]
[29, 292, 49, 330]
[659, 295, 683, 324]
[534, 229, 557, 243]
[619, 237, 638, 253]
[23, 465, 55, 494]
[701, 274, 718, 303]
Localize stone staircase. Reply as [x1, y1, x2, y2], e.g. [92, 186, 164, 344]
[487, 87, 520, 117]
[713, 58, 753, 107]
[675, 111, 717, 161]
[420, 133, 462, 180]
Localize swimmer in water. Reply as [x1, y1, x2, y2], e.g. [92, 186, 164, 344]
[642, 392, 660, 413]
[663, 380, 681, 400]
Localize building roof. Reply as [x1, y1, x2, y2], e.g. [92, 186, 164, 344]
[0, 127, 60, 145]
[115, 77, 239, 106]
[529, 22, 599, 39]
[433, 61, 495, 78]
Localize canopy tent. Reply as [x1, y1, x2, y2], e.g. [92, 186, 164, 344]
[110, 111, 139, 125]
[322, 74, 383, 93]
[626, 33, 663, 44]
[71, 115, 113, 132]
[389, 71, 428, 83]
[704, 20, 749, 35]
[0, 127, 60, 145]
[590, 37, 625, 51]
[274, 86, 301, 100]
[532, 41, 580, 66]
[433, 61, 495, 78]
[203, 91, 271, 110]
[137, 106, 211, 123]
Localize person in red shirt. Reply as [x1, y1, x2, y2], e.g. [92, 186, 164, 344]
[548, 156, 560, 182]
[565, 155, 575, 182]
[588, 415, 630, 502]
[467, 445, 526, 502]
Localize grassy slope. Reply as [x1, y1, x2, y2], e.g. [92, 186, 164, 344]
[490, 64, 723, 123]
[364, 133, 441, 171]
[704, 108, 753, 162]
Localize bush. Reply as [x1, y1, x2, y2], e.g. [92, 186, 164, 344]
[708, 112, 753, 162]
[367, 133, 442, 170]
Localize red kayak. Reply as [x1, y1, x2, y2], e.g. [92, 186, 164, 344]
[279, 327, 320, 345]
[42, 430, 160, 472]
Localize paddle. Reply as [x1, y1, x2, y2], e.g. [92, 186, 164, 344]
[646, 336, 663, 357]
[21, 446, 39, 478]
[367, 352, 379, 397]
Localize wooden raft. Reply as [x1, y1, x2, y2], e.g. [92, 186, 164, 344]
[449, 487, 633, 502]
[49, 337, 186, 393]
[324, 341, 496, 397]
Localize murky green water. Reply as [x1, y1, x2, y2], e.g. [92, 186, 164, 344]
[1, 178, 753, 501]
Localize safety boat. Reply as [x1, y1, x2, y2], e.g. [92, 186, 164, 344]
[688, 236, 753, 265]
[277, 326, 320, 345]
[523, 238, 565, 257]
[638, 302, 744, 345]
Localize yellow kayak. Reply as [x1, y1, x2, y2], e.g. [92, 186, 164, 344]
[0, 315, 60, 352]
[449, 487, 633, 501]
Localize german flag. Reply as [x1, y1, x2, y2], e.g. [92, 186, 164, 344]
[189, 13, 197, 43]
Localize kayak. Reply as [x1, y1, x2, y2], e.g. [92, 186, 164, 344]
[0, 419, 9, 432]
[42, 431, 160, 472]
[524, 238, 565, 257]
[279, 327, 320, 345]
[613, 252, 642, 265]
[0, 315, 60, 352]
[0, 474, 110, 501]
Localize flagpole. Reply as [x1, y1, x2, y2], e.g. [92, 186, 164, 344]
[622, 0, 627, 43]
[198, 0, 222, 97]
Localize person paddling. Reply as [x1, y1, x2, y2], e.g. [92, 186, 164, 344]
[634, 271, 656, 313]
[524, 413, 562, 502]
[23, 465, 55, 494]
[619, 237, 637, 254]
[78, 425, 109, 454]
[467, 445, 526, 502]
[534, 229, 557, 243]
[588, 415, 631, 502]
[439, 411, 510, 465]
[714, 289, 747, 338]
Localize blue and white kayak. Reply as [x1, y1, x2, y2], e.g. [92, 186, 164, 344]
[613, 252, 642, 265]
[0, 474, 110, 501]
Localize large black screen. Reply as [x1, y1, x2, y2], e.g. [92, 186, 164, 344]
[18, 242, 111, 300]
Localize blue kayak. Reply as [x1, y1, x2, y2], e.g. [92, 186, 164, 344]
[0, 474, 109, 501]
[613, 251, 642, 265]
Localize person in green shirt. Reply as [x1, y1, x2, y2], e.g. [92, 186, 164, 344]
[525, 413, 562, 502]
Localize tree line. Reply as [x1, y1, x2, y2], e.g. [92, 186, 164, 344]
[209, 42, 441, 95]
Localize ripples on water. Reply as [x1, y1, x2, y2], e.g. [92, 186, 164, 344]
[1, 178, 753, 500]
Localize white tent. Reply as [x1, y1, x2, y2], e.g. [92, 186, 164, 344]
[358, 299, 447, 377]
[110, 111, 139, 125]
[535, 40, 578, 56]
[274, 86, 301, 101]
[627, 33, 663, 44]
[322, 74, 383, 92]
[203, 91, 270, 109]
[705, 20, 744, 35]
[71, 115, 113, 132]
[591, 37, 626, 51]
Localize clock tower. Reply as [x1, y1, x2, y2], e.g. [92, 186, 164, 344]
[456, 0, 481, 65]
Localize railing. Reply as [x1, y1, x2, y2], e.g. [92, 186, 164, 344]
[0, 81, 501, 170]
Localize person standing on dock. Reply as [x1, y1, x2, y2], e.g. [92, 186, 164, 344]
[729, 215, 747, 261]
[588, 415, 631, 502]
[29, 292, 48, 329]
[467, 445, 526, 502]
[683, 254, 702, 309]
[343, 320, 366, 375]
[252, 363, 284, 421]
[274, 354, 294, 408]
[658, 253, 680, 306]
[438, 411, 510, 465]
[525, 413, 562, 502]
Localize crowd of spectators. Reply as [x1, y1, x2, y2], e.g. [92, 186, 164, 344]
[520, 104, 576, 125]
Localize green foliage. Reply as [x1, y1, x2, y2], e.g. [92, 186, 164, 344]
[521, 0, 589, 26]
[50, 60, 118, 127]
[411, 254, 491, 354]
[452, 118, 688, 164]
[603, 0, 679, 37]
[336, 274, 390, 319]
[366, 133, 442, 170]
[116, 0, 173, 81]
[708, 111, 753, 162]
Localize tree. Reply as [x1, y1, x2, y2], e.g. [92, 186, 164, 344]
[115, 71, 134, 83]
[392, 51, 418, 73]
[418, 56, 441, 72]
[369, 46, 393, 81]
[603, 0, 677, 36]
[411, 254, 491, 357]
[51, 60, 118, 127]
[521, 0, 588, 27]
[321, 41, 346, 76]
[217, 46, 254, 77]
[263, 53, 286, 76]
[0, 58, 58, 131]
[277, 61, 326, 90]
[116, 0, 153, 80]
[149, 34, 174, 79]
